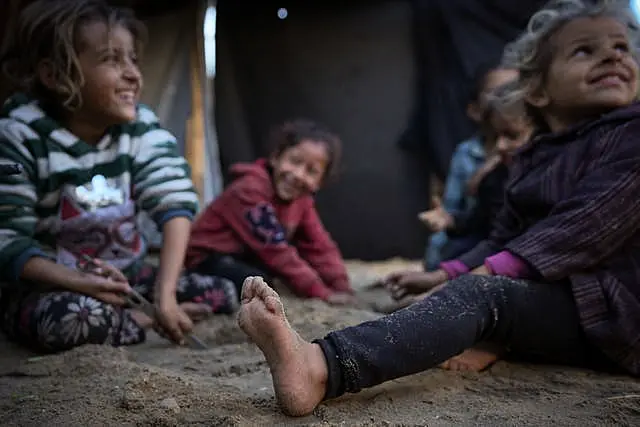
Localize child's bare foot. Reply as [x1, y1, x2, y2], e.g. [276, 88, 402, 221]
[238, 276, 328, 416]
[439, 344, 503, 372]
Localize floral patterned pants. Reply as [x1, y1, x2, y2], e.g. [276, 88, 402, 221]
[0, 263, 239, 353]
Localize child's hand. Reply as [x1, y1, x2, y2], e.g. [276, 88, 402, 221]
[330, 280, 354, 295]
[384, 269, 448, 300]
[325, 292, 356, 306]
[154, 298, 194, 345]
[471, 265, 490, 275]
[72, 260, 132, 306]
[418, 206, 453, 232]
[79, 257, 128, 282]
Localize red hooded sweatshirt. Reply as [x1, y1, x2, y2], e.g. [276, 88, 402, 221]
[185, 159, 351, 300]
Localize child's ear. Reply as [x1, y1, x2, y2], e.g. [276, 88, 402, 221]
[466, 101, 482, 123]
[36, 60, 71, 96]
[36, 60, 58, 91]
[525, 78, 550, 108]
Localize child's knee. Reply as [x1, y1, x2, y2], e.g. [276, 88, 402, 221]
[181, 273, 239, 314]
[31, 292, 115, 352]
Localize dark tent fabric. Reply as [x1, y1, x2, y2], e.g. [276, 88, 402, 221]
[214, 0, 546, 260]
[401, 0, 548, 177]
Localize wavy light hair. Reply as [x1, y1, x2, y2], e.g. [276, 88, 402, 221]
[485, 83, 529, 124]
[0, 0, 146, 111]
[496, 0, 640, 129]
[480, 82, 530, 149]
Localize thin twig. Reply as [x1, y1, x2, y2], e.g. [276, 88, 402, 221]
[606, 394, 640, 400]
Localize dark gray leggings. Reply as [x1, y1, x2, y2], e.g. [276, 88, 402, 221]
[315, 275, 614, 399]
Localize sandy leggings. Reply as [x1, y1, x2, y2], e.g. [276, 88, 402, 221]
[0, 262, 239, 353]
[315, 274, 614, 399]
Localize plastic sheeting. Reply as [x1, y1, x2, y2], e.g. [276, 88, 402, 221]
[214, 0, 545, 259]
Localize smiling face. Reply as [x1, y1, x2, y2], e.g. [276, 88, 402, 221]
[270, 140, 329, 202]
[532, 16, 639, 131]
[73, 21, 143, 125]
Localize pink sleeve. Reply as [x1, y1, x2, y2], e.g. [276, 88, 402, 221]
[439, 260, 470, 279]
[484, 250, 532, 278]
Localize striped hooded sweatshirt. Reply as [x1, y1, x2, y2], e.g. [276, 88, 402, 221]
[0, 94, 199, 283]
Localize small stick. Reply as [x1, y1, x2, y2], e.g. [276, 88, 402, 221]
[79, 254, 208, 350]
[606, 394, 640, 400]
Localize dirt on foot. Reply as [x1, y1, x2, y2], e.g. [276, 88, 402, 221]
[1, 260, 639, 426]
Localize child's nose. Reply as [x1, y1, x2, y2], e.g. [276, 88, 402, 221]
[496, 137, 508, 152]
[123, 63, 142, 82]
[291, 165, 306, 180]
[601, 45, 624, 63]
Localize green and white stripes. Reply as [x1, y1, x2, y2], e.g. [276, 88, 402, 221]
[0, 94, 198, 277]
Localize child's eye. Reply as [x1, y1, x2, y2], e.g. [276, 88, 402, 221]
[288, 155, 304, 165]
[307, 167, 322, 177]
[101, 53, 118, 63]
[572, 46, 591, 57]
[614, 42, 629, 53]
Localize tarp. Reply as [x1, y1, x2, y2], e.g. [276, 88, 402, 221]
[214, 0, 546, 260]
[401, 0, 547, 177]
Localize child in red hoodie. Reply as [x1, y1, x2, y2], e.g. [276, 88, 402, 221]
[185, 119, 354, 305]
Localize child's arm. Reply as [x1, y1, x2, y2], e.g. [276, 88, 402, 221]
[442, 179, 522, 278]
[218, 185, 334, 300]
[441, 205, 531, 281]
[154, 216, 192, 301]
[0, 156, 51, 281]
[446, 208, 475, 236]
[0, 130, 123, 295]
[448, 164, 507, 237]
[130, 107, 199, 300]
[441, 144, 474, 217]
[293, 201, 352, 293]
[465, 154, 501, 197]
[502, 125, 640, 281]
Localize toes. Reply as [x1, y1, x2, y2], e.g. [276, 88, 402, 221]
[264, 294, 285, 315]
[239, 276, 285, 323]
[252, 277, 279, 298]
[241, 276, 257, 302]
[241, 276, 281, 302]
[241, 276, 266, 301]
[451, 361, 466, 371]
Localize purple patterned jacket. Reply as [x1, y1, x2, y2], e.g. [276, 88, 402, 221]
[459, 102, 640, 375]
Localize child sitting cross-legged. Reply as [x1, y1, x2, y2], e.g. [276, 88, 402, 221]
[0, 0, 238, 353]
[185, 119, 354, 306]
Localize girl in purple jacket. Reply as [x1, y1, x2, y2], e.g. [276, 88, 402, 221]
[236, 0, 640, 416]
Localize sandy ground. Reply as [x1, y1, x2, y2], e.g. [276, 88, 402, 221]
[1, 259, 640, 426]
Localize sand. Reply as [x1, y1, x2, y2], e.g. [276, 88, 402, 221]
[1, 259, 639, 426]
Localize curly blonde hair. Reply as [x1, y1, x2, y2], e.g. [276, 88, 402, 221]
[497, 0, 640, 129]
[0, 0, 146, 110]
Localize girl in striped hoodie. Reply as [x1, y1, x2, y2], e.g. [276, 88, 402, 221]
[0, 0, 237, 353]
